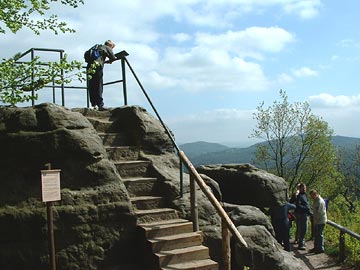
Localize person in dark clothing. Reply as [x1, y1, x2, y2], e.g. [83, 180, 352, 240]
[295, 183, 311, 250]
[87, 40, 117, 110]
[270, 201, 296, 251]
[289, 183, 300, 243]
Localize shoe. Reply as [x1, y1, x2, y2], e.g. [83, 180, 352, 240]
[91, 105, 98, 110]
[315, 250, 325, 254]
[98, 106, 106, 111]
[297, 246, 306, 250]
[309, 248, 316, 253]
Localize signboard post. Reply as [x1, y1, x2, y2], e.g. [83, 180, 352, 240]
[41, 164, 61, 270]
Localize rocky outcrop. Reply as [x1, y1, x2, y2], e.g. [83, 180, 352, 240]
[233, 225, 303, 270]
[197, 163, 288, 208]
[0, 104, 135, 270]
[0, 103, 302, 270]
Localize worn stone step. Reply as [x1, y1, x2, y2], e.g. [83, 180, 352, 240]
[136, 208, 178, 224]
[115, 160, 152, 178]
[149, 231, 203, 252]
[156, 245, 210, 267]
[131, 196, 164, 210]
[106, 146, 140, 161]
[87, 117, 114, 133]
[123, 177, 158, 197]
[161, 259, 218, 270]
[98, 132, 135, 146]
[139, 219, 193, 238]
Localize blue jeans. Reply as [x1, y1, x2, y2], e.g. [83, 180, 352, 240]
[296, 213, 308, 247]
[314, 224, 325, 252]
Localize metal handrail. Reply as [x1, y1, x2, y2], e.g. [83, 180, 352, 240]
[123, 57, 248, 270]
[326, 219, 360, 262]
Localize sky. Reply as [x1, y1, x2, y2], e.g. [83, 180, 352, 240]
[2, 0, 360, 146]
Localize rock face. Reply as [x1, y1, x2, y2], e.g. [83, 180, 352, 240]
[0, 103, 302, 270]
[197, 163, 288, 208]
[233, 225, 303, 270]
[0, 104, 135, 270]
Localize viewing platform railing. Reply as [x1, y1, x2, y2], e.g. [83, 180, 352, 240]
[326, 219, 360, 262]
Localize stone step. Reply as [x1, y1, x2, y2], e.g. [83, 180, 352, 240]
[156, 245, 210, 267]
[87, 116, 114, 133]
[149, 231, 203, 252]
[123, 177, 158, 197]
[131, 196, 164, 210]
[161, 259, 218, 270]
[139, 219, 193, 238]
[98, 132, 135, 146]
[106, 146, 140, 161]
[136, 208, 178, 224]
[74, 108, 112, 118]
[115, 160, 152, 178]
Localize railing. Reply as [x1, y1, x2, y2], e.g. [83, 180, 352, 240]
[122, 56, 248, 270]
[14, 48, 128, 108]
[13, 47, 248, 270]
[326, 219, 360, 262]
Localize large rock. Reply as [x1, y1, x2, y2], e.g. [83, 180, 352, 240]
[233, 225, 303, 270]
[197, 164, 288, 208]
[223, 203, 274, 235]
[0, 104, 135, 270]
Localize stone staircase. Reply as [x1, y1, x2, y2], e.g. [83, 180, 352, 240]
[82, 109, 218, 270]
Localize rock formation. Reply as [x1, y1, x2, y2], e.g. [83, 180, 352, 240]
[0, 103, 303, 270]
[197, 163, 289, 208]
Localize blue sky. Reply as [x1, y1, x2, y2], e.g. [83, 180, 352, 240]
[2, 0, 360, 146]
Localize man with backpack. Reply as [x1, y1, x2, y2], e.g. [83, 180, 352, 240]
[85, 40, 117, 110]
[295, 183, 311, 250]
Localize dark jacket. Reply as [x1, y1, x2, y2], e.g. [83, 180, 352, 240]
[295, 192, 310, 215]
[97, 44, 117, 67]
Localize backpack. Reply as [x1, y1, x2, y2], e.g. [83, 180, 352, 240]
[84, 44, 101, 63]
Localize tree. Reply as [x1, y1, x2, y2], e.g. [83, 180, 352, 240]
[0, 0, 85, 106]
[0, 0, 84, 35]
[251, 90, 342, 195]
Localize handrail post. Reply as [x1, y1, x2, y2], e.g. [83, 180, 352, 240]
[190, 174, 199, 232]
[121, 57, 127, 105]
[222, 219, 231, 270]
[339, 231, 345, 262]
[60, 51, 65, 106]
[31, 49, 35, 106]
[179, 159, 184, 197]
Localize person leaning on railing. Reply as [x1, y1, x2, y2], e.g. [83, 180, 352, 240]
[87, 40, 117, 111]
[310, 189, 327, 254]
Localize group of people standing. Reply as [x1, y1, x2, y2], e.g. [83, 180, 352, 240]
[271, 183, 327, 253]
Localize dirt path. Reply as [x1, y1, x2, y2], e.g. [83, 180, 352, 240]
[291, 241, 353, 270]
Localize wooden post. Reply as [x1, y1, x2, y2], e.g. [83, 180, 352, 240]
[47, 202, 56, 270]
[222, 219, 231, 270]
[178, 151, 247, 248]
[190, 174, 199, 232]
[339, 231, 346, 262]
[44, 163, 56, 270]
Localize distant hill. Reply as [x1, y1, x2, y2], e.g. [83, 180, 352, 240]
[179, 141, 229, 158]
[180, 136, 360, 167]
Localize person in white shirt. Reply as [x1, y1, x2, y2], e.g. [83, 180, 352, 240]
[310, 189, 327, 253]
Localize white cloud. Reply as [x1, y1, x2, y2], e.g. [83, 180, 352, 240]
[167, 108, 257, 145]
[282, 0, 322, 19]
[195, 27, 294, 59]
[172, 33, 192, 42]
[292, 67, 318, 77]
[309, 93, 360, 138]
[309, 93, 360, 108]
[277, 73, 293, 84]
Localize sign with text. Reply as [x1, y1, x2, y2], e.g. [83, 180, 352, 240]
[41, 169, 61, 202]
